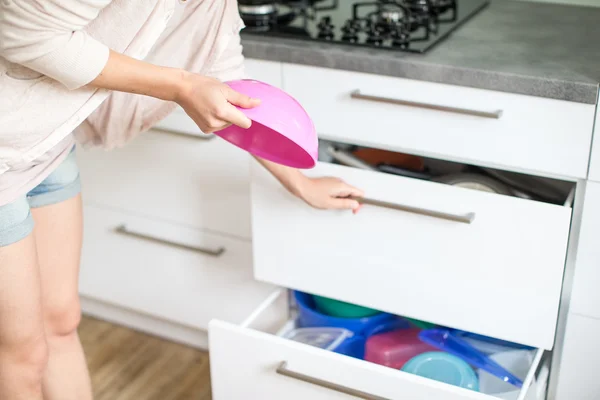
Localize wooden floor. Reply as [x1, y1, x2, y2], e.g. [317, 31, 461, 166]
[79, 316, 212, 400]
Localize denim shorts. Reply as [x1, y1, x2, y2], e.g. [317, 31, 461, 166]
[0, 148, 81, 247]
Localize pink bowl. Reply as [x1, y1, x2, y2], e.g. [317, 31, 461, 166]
[215, 79, 318, 169]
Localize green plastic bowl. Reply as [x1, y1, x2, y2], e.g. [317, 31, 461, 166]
[405, 317, 437, 329]
[312, 295, 381, 318]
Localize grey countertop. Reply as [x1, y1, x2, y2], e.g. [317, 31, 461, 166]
[241, 0, 600, 104]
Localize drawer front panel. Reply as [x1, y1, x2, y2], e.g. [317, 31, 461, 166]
[78, 130, 252, 239]
[283, 64, 595, 178]
[251, 162, 571, 349]
[79, 206, 275, 330]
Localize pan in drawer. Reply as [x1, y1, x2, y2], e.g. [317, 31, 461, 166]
[250, 161, 572, 350]
[209, 290, 548, 400]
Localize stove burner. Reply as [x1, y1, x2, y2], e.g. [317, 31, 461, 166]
[317, 16, 335, 39]
[405, 0, 431, 15]
[239, 0, 488, 54]
[341, 19, 360, 42]
[238, 3, 277, 15]
[379, 5, 403, 24]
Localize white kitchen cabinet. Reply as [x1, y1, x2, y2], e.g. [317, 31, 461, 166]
[567, 182, 600, 319]
[282, 64, 595, 179]
[78, 129, 253, 239]
[80, 206, 275, 332]
[209, 291, 548, 400]
[78, 58, 283, 239]
[554, 314, 600, 400]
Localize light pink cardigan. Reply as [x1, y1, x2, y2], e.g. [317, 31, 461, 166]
[0, 0, 246, 205]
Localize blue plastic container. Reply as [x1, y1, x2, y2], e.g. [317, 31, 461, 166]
[293, 291, 410, 359]
[402, 352, 479, 391]
[294, 291, 408, 335]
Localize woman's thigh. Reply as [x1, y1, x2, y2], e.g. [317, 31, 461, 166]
[27, 148, 83, 332]
[32, 194, 83, 333]
[0, 197, 44, 347]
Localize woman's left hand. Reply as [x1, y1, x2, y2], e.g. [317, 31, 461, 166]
[296, 176, 364, 214]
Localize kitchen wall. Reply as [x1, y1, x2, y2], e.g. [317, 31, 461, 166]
[509, 0, 599, 6]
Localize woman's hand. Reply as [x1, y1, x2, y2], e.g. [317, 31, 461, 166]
[254, 157, 364, 214]
[296, 176, 364, 214]
[89, 50, 260, 133]
[175, 73, 261, 133]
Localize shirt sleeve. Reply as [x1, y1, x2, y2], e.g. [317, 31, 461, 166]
[0, 0, 111, 90]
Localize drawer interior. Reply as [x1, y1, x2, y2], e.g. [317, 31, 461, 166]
[319, 139, 576, 208]
[212, 290, 549, 400]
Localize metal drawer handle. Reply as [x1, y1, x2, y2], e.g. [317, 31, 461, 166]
[276, 362, 389, 400]
[350, 89, 503, 119]
[357, 197, 475, 224]
[114, 224, 225, 257]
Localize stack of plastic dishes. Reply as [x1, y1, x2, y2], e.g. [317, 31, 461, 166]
[365, 328, 438, 369]
[284, 327, 354, 352]
[477, 350, 536, 399]
[312, 295, 380, 318]
[401, 352, 480, 391]
[293, 291, 410, 359]
[215, 79, 318, 169]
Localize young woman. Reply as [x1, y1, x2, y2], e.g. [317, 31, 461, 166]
[0, 1, 362, 399]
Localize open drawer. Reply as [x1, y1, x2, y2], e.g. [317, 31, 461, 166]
[209, 290, 549, 400]
[250, 160, 572, 350]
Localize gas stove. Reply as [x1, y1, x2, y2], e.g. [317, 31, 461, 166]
[238, 0, 489, 53]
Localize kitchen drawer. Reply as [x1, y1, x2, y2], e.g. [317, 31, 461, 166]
[250, 161, 572, 349]
[586, 104, 600, 181]
[154, 58, 282, 136]
[79, 205, 276, 330]
[209, 290, 547, 400]
[568, 182, 600, 319]
[282, 64, 595, 179]
[78, 129, 252, 239]
[554, 314, 600, 400]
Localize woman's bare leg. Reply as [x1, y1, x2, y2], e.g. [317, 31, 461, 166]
[32, 194, 92, 400]
[0, 234, 48, 400]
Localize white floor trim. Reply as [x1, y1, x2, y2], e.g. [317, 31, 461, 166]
[80, 295, 209, 350]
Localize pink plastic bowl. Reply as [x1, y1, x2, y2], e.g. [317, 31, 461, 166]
[214, 79, 318, 169]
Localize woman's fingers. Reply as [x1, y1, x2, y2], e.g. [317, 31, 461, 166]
[333, 182, 364, 199]
[225, 87, 261, 109]
[329, 197, 361, 210]
[221, 104, 253, 129]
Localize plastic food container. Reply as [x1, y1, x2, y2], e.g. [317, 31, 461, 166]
[284, 327, 354, 351]
[419, 329, 524, 388]
[293, 291, 408, 336]
[402, 352, 480, 391]
[312, 295, 381, 318]
[293, 291, 410, 359]
[478, 350, 537, 400]
[405, 317, 437, 330]
[365, 328, 437, 369]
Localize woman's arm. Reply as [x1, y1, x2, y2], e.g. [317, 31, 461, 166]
[0, 0, 111, 90]
[89, 50, 260, 132]
[253, 157, 363, 213]
[0, 0, 258, 131]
